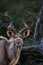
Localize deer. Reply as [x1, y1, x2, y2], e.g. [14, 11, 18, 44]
[0, 11, 30, 65]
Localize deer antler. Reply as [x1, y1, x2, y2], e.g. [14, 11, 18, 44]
[23, 21, 29, 28]
[4, 11, 15, 31]
[19, 21, 29, 33]
[7, 22, 14, 30]
[4, 11, 12, 21]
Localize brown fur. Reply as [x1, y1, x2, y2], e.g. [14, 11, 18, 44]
[9, 47, 21, 65]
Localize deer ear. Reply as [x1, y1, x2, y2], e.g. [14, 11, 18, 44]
[23, 30, 30, 38]
[7, 30, 14, 37]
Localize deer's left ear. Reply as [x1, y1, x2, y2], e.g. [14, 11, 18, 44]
[22, 30, 30, 38]
[7, 30, 14, 37]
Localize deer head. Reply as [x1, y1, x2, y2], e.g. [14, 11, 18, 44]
[7, 21, 30, 47]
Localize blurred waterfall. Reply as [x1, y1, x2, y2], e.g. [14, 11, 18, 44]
[33, 2, 43, 45]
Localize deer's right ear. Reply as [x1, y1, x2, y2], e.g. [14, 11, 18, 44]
[7, 30, 14, 37]
[22, 29, 30, 39]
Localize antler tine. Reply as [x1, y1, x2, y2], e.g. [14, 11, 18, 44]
[4, 11, 12, 20]
[19, 21, 29, 33]
[7, 21, 15, 30]
[5, 11, 16, 32]
[5, 11, 9, 16]
[23, 20, 29, 28]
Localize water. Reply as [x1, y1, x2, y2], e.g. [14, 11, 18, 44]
[33, 10, 41, 45]
[39, 38, 43, 53]
[33, 4, 43, 53]
[33, 3, 43, 44]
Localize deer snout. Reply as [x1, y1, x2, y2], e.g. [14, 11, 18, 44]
[16, 39, 21, 44]
[14, 38, 23, 47]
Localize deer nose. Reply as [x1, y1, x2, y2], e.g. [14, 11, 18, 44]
[16, 39, 21, 43]
[15, 38, 23, 44]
